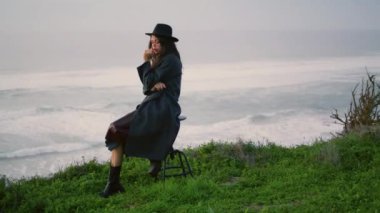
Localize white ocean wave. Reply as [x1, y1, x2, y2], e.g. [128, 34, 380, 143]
[175, 110, 342, 148]
[0, 55, 380, 178]
[0, 67, 140, 91]
[0, 142, 93, 159]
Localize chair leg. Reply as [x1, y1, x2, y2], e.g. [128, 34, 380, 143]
[161, 150, 193, 180]
[180, 151, 193, 177]
[177, 152, 185, 176]
[162, 158, 167, 181]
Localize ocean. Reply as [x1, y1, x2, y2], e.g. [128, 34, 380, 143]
[1, 55, 380, 179]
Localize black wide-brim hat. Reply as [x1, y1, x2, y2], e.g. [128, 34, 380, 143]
[145, 23, 179, 42]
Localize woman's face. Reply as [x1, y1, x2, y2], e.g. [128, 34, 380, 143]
[150, 35, 162, 55]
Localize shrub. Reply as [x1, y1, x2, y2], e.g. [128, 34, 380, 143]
[331, 70, 380, 135]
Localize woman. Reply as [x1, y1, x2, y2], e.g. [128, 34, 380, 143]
[100, 23, 182, 198]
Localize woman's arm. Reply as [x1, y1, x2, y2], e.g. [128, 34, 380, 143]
[150, 82, 166, 92]
[137, 55, 179, 95]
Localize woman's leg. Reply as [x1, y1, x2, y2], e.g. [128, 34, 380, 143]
[148, 160, 162, 178]
[109, 123, 125, 167]
[100, 126, 126, 198]
[111, 142, 124, 167]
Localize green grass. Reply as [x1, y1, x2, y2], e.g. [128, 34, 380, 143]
[1, 133, 379, 212]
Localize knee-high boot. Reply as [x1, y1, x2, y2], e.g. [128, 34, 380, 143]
[100, 165, 125, 198]
[148, 160, 162, 178]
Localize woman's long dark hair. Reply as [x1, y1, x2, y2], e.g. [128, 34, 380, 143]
[149, 36, 181, 67]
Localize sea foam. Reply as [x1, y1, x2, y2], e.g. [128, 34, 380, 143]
[1, 55, 380, 178]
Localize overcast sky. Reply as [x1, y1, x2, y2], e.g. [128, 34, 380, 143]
[1, 0, 380, 71]
[1, 0, 380, 33]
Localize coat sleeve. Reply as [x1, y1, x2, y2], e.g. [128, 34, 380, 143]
[137, 55, 179, 95]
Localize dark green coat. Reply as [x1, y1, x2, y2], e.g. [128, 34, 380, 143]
[105, 53, 182, 160]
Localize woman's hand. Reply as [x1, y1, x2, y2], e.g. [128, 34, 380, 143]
[143, 49, 153, 62]
[151, 82, 166, 91]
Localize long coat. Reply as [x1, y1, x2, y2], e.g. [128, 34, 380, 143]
[105, 53, 182, 161]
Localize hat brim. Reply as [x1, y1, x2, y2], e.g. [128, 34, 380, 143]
[145, 33, 179, 42]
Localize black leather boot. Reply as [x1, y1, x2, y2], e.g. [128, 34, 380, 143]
[100, 165, 125, 198]
[148, 160, 162, 178]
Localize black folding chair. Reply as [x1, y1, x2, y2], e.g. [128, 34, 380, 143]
[160, 115, 193, 180]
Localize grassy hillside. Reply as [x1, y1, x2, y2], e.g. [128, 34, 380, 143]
[1, 132, 379, 212]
